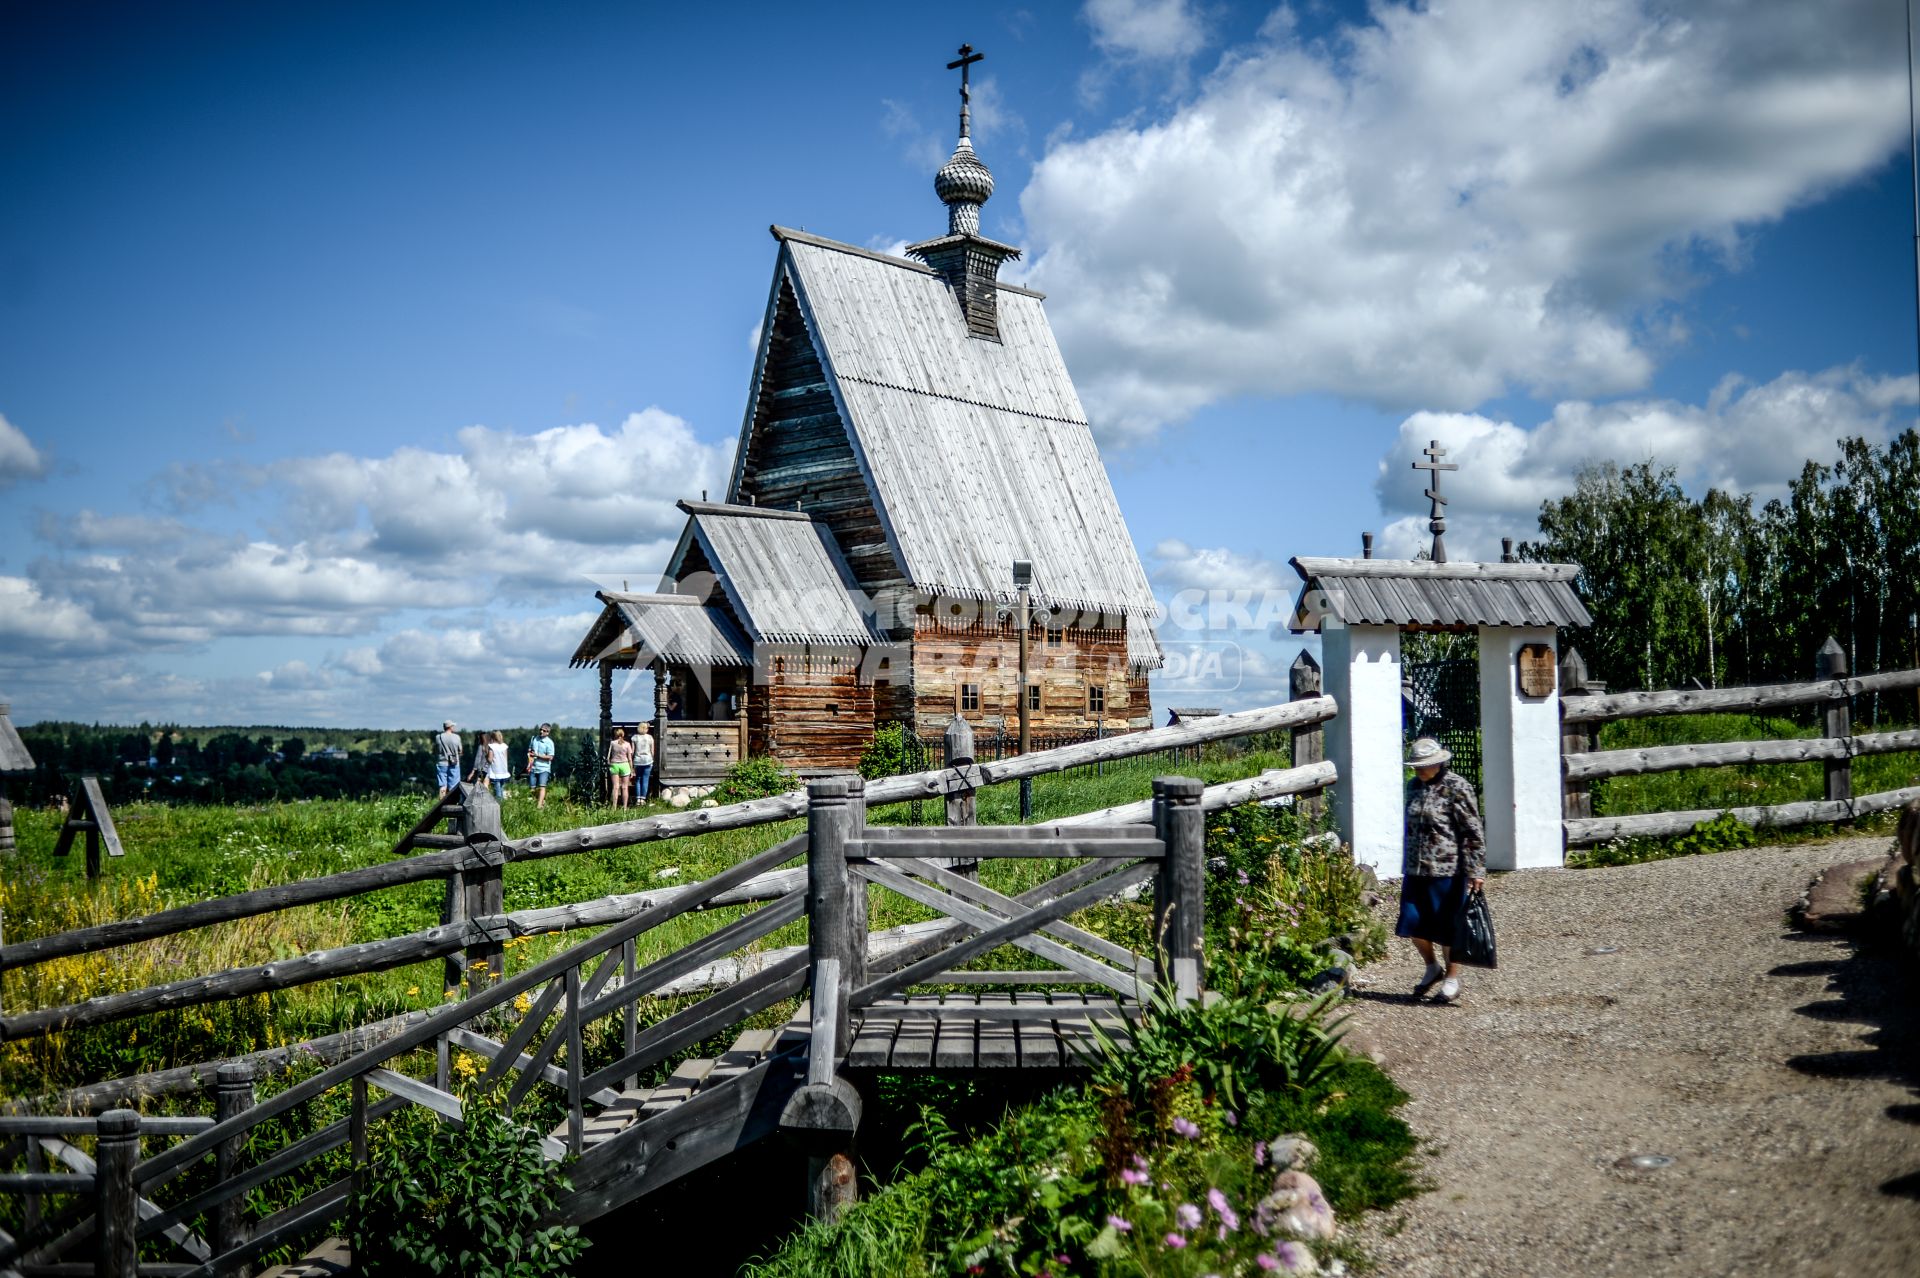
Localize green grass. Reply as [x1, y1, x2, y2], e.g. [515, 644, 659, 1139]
[0, 748, 1288, 1096]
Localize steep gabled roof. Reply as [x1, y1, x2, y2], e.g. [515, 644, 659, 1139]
[662, 501, 881, 647]
[568, 591, 752, 669]
[726, 227, 1157, 620]
[0, 693, 35, 774]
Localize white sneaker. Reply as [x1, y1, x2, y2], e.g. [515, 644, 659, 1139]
[1436, 977, 1461, 1003]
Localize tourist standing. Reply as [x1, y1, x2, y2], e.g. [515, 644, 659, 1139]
[606, 728, 634, 809]
[484, 731, 511, 801]
[1396, 737, 1485, 1004]
[632, 723, 654, 803]
[433, 720, 462, 798]
[527, 723, 556, 809]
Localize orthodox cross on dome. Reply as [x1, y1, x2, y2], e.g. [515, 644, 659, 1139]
[947, 43, 984, 138]
[1411, 439, 1459, 563]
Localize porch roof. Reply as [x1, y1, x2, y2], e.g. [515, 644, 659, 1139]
[568, 592, 753, 669]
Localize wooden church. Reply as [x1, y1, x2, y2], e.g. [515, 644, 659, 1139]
[571, 55, 1160, 787]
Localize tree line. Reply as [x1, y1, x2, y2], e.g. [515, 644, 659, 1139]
[1522, 430, 1920, 716]
[7, 723, 596, 807]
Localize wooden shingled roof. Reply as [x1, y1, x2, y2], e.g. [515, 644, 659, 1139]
[0, 694, 36, 774]
[729, 228, 1158, 621]
[568, 592, 752, 669]
[664, 501, 882, 648]
[1288, 558, 1593, 632]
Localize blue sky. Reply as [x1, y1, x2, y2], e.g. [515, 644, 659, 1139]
[3, 0, 1916, 728]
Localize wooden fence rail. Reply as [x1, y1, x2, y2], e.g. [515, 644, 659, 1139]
[1561, 638, 1920, 848]
[3, 759, 1336, 1126]
[0, 700, 1336, 1044]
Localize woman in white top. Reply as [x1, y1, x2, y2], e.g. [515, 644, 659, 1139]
[484, 731, 511, 801]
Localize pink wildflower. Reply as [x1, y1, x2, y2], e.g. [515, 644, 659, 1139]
[1256, 1257, 1280, 1272]
[1120, 1167, 1149, 1186]
[1253, 1141, 1268, 1167]
[1163, 1233, 1188, 1249]
[1176, 1203, 1202, 1230]
[1172, 1116, 1200, 1139]
[1207, 1187, 1231, 1214]
[1107, 1215, 1132, 1234]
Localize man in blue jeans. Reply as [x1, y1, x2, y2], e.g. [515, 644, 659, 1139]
[433, 721, 462, 798]
[527, 723, 556, 809]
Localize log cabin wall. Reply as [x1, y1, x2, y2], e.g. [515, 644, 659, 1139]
[732, 278, 912, 636]
[761, 650, 875, 772]
[909, 611, 1135, 739]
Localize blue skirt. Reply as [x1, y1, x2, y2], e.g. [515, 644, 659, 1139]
[1395, 872, 1468, 944]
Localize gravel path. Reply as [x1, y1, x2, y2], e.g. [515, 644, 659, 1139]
[1341, 837, 1920, 1277]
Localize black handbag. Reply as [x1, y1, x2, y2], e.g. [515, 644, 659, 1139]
[1452, 885, 1498, 969]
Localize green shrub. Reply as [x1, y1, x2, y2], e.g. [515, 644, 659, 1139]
[859, 721, 918, 779]
[712, 755, 798, 805]
[349, 1094, 588, 1277]
[1092, 986, 1347, 1115]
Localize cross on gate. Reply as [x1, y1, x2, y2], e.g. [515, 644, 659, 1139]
[1411, 438, 1459, 563]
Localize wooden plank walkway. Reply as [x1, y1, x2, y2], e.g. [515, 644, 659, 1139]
[840, 993, 1136, 1071]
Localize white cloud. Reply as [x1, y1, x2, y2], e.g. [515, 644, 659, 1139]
[0, 413, 49, 488]
[1031, 0, 1906, 442]
[1084, 0, 1209, 63]
[1371, 363, 1920, 559]
[0, 576, 101, 652]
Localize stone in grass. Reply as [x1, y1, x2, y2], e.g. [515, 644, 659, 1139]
[1265, 1135, 1318, 1172]
[1306, 949, 1354, 993]
[1259, 1168, 1336, 1241]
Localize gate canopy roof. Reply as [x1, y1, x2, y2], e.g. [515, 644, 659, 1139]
[569, 591, 753, 669]
[1288, 557, 1592, 633]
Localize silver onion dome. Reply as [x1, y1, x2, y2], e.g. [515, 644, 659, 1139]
[936, 137, 994, 236]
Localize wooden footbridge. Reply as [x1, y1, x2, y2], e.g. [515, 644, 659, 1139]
[0, 701, 1339, 1277]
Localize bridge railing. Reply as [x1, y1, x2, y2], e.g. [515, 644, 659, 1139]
[0, 697, 1337, 1045]
[0, 835, 810, 1278]
[1560, 640, 1920, 847]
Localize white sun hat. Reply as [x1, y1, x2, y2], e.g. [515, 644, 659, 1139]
[1404, 737, 1452, 768]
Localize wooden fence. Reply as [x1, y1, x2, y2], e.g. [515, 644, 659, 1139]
[0, 696, 1336, 1049]
[0, 774, 1237, 1274]
[1561, 639, 1920, 847]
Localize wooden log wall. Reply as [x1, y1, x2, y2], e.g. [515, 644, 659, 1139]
[762, 652, 875, 772]
[910, 613, 1133, 738]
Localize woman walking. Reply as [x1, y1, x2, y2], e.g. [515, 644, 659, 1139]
[1397, 737, 1485, 1004]
[606, 727, 634, 809]
[483, 731, 511, 802]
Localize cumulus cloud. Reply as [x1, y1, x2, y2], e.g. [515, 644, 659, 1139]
[0, 413, 49, 488]
[1031, 0, 1906, 441]
[1084, 0, 1210, 64]
[1371, 363, 1920, 559]
[0, 576, 103, 653]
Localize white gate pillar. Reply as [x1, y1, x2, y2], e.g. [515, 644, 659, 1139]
[1321, 619, 1404, 879]
[1477, 625, 1562, 870]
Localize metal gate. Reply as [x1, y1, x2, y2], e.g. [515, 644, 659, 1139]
[1402, 658, 1482, 792]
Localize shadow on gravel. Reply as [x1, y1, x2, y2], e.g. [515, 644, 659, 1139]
[1774, 922, 1920, 1201]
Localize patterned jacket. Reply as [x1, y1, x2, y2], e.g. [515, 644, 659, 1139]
[1403, 770, 1486, 880]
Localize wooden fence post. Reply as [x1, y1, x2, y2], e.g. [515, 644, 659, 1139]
[460, 783, 506, 996]
[349, 1074, 368, 1255]
[211, 1062, 255, 1276]
[1816, 637, 1852, 807]
[1289, 652, 1325, 818]
[1153, 776, 1206, 1005]
[806, 778, 854, 1049]
[94, 1108, 139, 1278]
[1558, 647, 1601, 825]
[844, 776, 869, 996]
[941, 717, 980, 880]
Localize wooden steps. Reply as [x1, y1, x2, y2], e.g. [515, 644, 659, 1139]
[843, 992, 1136, 1071]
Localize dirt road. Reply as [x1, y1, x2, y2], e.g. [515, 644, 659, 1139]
[1343, 838, 1919, 1277]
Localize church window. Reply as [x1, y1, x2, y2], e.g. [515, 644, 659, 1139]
[1027, 685, 1042, 712]
[959, 684, 980, 712]
[1088, 685, 1106, 714]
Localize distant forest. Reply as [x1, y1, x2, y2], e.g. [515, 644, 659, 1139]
[7, 723, 596, 808]
[1523, 430, 1919, 712]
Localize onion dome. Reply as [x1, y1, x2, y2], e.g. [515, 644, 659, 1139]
[935, 136, 995, 236]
